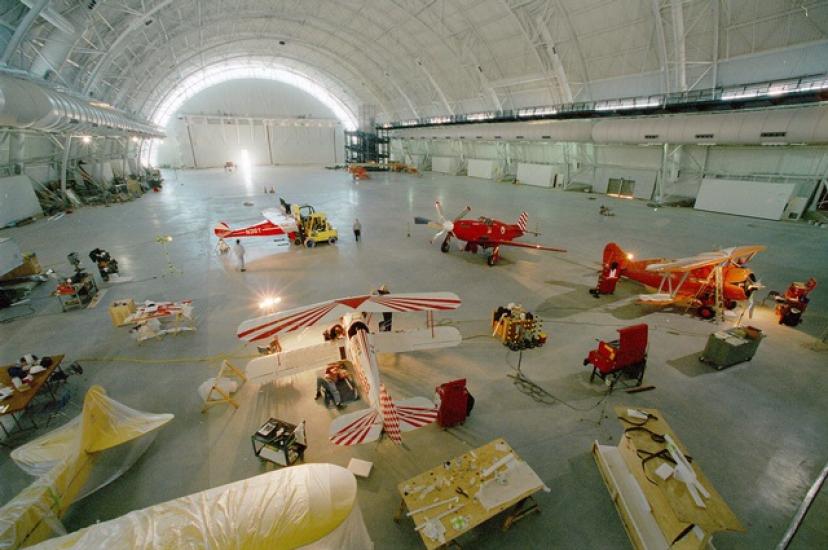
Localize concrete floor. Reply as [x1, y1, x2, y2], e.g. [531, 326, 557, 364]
[1, 165, 826, 549]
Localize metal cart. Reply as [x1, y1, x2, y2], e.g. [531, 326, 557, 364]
[251, 418, 306, 467]
[699, 326, 763, 370]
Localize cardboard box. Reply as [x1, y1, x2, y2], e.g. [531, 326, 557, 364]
[109, 299, 136, 326]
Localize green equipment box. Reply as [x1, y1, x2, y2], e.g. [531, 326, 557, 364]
[699, 326, 763, 370]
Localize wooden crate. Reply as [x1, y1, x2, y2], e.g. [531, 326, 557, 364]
[109, 299, 136, 326]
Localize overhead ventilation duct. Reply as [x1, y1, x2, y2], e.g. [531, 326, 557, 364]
[0, 74, 164, 137]
[391, 105, 828, 146]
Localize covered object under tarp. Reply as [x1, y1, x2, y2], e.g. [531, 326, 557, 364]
[30, 463, 373, 549]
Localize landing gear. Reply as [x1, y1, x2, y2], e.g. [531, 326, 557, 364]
[698, 306, 714, 319]
[487, 247, 500, 267]
[440, 238, 450, 253]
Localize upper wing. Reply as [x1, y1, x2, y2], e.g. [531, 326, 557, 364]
[482, 240, 566, 252]
[261, 208, 298, 231]
[371, 326, 461, 354]
[645, 245, 765, 273]
[237, 292, 461, 343]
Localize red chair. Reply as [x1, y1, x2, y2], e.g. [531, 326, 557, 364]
[583, 324, 648, 391]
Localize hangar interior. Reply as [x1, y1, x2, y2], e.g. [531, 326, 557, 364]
[0, 1, 827, 549]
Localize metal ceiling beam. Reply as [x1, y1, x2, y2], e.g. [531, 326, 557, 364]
[81, 0, 176, 95]
[651, 0, 671, 94]
[670, 0, 687, 92]
[416, 58, 454, 115]
[1, 0, 50, 65]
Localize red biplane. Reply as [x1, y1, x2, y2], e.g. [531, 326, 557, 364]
[594, 242, 765, 319]
[414, 201, 565, 266]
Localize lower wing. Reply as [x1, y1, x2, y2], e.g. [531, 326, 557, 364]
[394, 396, 438, 432]
[636, 293, 678, 305]
[245, 341, 341, 384]
[371, 326, 461, 354]
[329, 408, 382, 446]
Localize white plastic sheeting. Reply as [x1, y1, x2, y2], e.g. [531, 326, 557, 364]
[694, 178, 796, 220]
[0, 386, 173, 550]
[31, 464, 373, 550]
[0, 176, 43, 227]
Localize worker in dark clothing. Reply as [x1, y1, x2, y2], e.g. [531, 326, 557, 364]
[353, 218, 362, 242]
[376, 284, 392, 331]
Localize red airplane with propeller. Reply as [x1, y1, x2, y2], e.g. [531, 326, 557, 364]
[414, 201, 566, 266]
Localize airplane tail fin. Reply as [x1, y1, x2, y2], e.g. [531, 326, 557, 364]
[213, 222, 231, 238]
[517, 211, 528, 232]
[603, 242, 630, 272]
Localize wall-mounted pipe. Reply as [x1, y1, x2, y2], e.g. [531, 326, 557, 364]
[0, 74, 164, 137]
[391, 105, 828, 146]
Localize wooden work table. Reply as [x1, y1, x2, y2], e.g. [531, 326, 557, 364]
[395, 438, 546, 549]
[0, 355, 64, 441]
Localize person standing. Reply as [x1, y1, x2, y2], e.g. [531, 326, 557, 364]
[232, 239, 246, 272]
[353, 218, 362, 242]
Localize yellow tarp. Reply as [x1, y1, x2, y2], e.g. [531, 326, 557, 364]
[0, 386, 173, 550]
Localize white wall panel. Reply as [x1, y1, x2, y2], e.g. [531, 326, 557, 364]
[431, 156, 460, 174]
[0, 175, 43, 226]
[467, 159, 495, 179]
[270, 125, 341, 165]
[695, 178, 795, 220]
[516, 163, 554, 188]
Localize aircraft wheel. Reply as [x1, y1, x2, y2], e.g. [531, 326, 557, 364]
[487, 254, 497, 266]
[440, 240, 450, 253]
[698, 306, 714, 319]
[725, 300, 737, 310]
[328, 237, 337, 245]
[305, 239, 316, 248]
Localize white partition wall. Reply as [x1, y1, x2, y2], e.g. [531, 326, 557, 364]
[467, 159, 496, 179]
[517, 163, 555, 187]
[695, 178, 796, 220]
[155, 79, 346, 167]
[431, 156, 460, 174]
[0, 176, 42, 226]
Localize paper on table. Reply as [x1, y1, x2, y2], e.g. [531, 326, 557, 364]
[476, 461, 545, 511]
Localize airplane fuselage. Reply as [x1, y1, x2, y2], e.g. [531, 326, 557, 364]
[451, 219, 524, 247]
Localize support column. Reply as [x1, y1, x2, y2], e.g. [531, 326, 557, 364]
[60, 135, 72, 207]
[9, 132, 24, 175]
[1, 0, 50, 65]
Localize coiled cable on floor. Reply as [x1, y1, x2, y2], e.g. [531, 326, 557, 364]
[505, 350, 611, 413]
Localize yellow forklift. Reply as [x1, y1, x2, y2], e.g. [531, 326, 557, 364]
[291, 204, 338, 248]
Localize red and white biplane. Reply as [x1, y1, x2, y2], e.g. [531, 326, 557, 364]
[237, 292, 463, 446]
[213, 208, 298, 241]
[415, 201, 566, 265]
[597, 242, 765, 319]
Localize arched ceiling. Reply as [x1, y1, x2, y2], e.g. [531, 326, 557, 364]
[3, 0, 827, 124]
